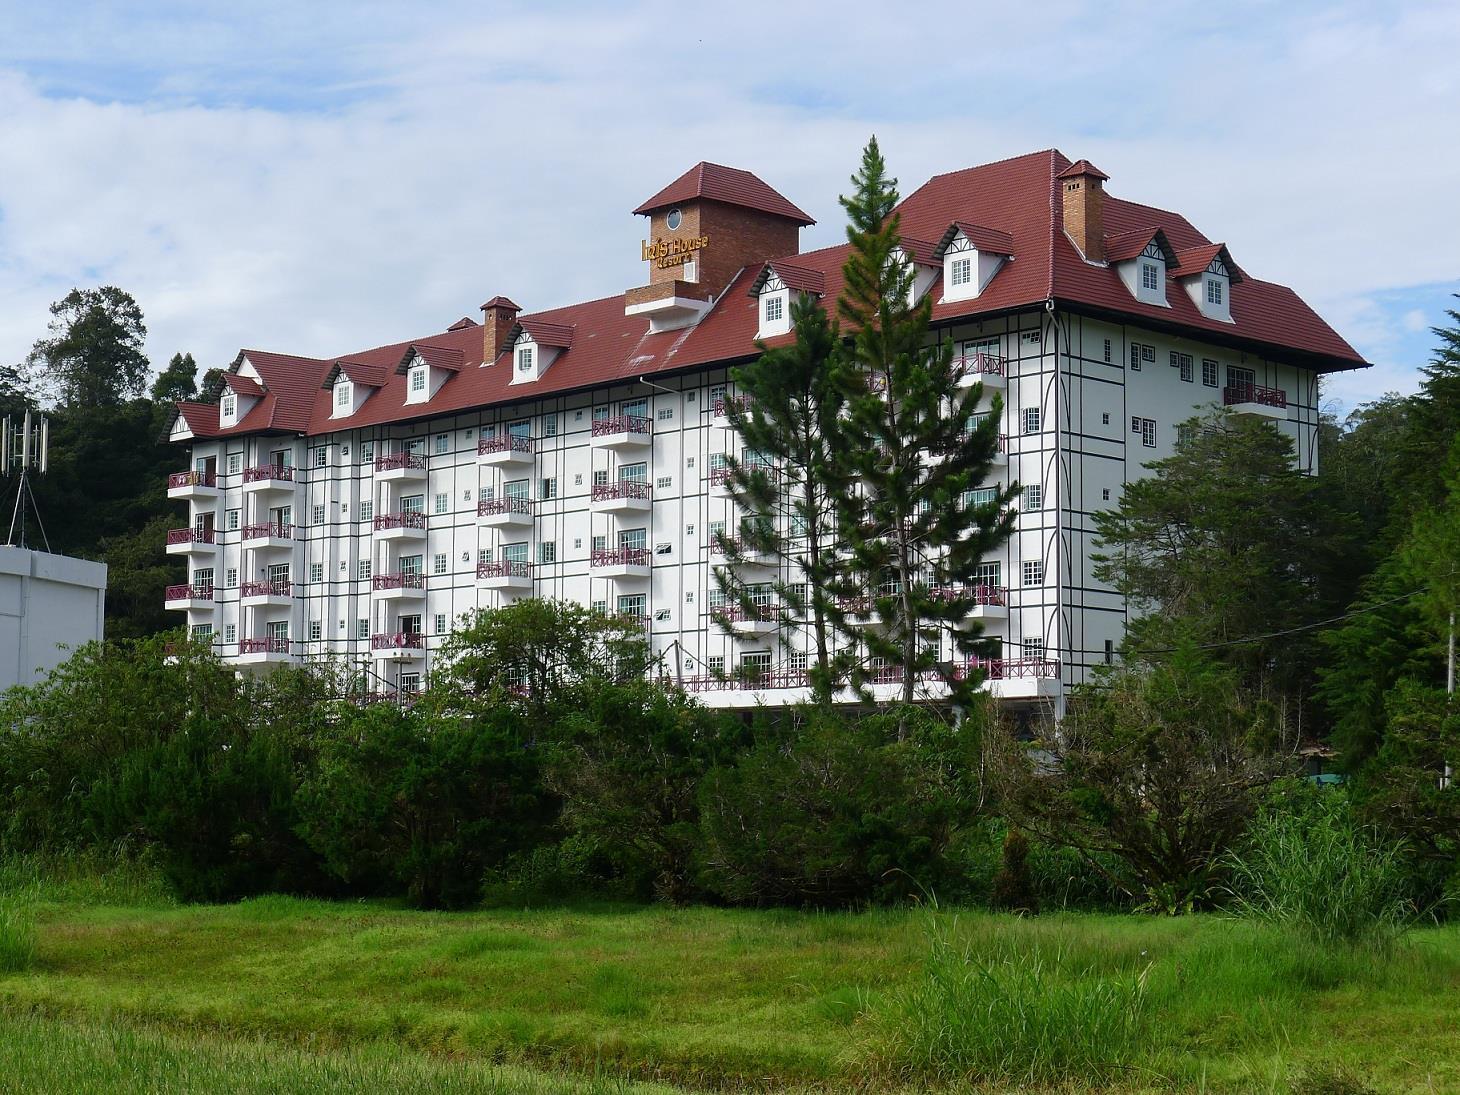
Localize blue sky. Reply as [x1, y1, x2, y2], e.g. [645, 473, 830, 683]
[0, 1, 1456, 415]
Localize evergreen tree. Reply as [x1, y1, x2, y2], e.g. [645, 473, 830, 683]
[834, 137, 1015, 707]
[714, 292, 855, 705]
[25, 286, 150, 409]
[151, 352, 199, 403]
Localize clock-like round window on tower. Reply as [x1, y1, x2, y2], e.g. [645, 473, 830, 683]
[666, 208, 682, 231]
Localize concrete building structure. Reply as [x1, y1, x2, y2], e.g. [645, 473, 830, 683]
[162, 150, 1368, 711]
[0, 547, 107, 690]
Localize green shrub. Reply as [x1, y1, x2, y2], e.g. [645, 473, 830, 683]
[1226, 790, 1416, 948]
[990, 830, 1037, 914]
[872, 914, 1149, 1084]
[0, 893, 37, 973]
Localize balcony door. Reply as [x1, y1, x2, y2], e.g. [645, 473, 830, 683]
[619, 462, 647, 484]
[265, 563, 290, 586]
[399, 554, 423, 576]
[270, 504, 292, 528]
[503, 542, 529, 564]
[194, 511, 215, 535]
[269, 447, 292, 468]
[265, 620, 289, 641]
[400, 494, 424, 515]
[508, 420, 531, 439]
[1228, 366, 1255, 394]
[196, 455, 217, 477]
[619, 527, 647, 551]
[399, 614, 422, 635]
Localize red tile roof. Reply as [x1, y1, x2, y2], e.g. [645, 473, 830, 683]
[898, 236, 940, 266]
[400, 343, 465, 372]
[326, 360, 392, 388]
[1103, 227, 1176, 264]
[748, 260, 827, 297]
[447, 316, 478, 331]
[633, 162, 815, 226]
[480, 295, 520, 311]
[515, 319, 575, 349]
[178, 148, 1366, 443]
[1171, 243, 1243, 283]
[222, 373, 263, 398]
[1056, 159, 1109, 181]
[934, 221, 1016, 258]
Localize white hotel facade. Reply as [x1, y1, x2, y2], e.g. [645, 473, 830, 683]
[164, 151, 1367, 712]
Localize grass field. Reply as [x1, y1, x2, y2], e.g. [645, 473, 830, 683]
[1, 883, 1458, 1092]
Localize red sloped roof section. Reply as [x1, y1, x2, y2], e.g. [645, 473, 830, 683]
[1056, 158, 1109, 181]
[633, 162, 815, 225]
[749, 260, 827, 297]
[1171, 243, 1244, 283]
[173, 401, 225, 438]
[222, 373, 263, 397]
[518, 320, 575, 349]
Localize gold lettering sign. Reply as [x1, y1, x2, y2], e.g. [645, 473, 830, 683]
[640, 235, 710, 269]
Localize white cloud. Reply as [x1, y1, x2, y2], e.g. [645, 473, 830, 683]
[0, 0, 1456, 405]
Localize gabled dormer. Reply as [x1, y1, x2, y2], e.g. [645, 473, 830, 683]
[893, 237, 940, 307]
[322, 360, 390, 419]
[219, 366, 263, 428]
[1172, 243, 1242, 324]
[396, 343, 463, 405]
[934, 222, 1014, 303]
[506, 320, 573, 385]
[1105, 227, 1177, 308]
[748, 261, 826, 340]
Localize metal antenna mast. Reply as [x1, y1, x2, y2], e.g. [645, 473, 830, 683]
[2, 410, 51, 551]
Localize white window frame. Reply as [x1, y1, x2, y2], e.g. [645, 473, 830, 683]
[1022, 560, 1045, 587]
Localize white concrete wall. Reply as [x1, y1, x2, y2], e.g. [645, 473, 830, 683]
[0, 547, 107, 690]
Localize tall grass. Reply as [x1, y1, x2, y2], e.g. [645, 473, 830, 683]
[870, 913, 1151, 1085]
[1225, 795, 1416, 949]
[0, 891, 37, 973]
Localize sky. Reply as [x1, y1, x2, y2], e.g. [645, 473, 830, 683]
[0, 1, 1456, 416]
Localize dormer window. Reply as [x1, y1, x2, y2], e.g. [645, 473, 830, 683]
[1206, 278, 1223, 306]
[221, 393, 236, 418]
[935, 223, 1013, 304]
[409, 367, 426, 395]
[334, 382, 350, 408]
[517, 345, 534, 374]
[764, 295, 783, 324]
[950, 257, 972, 288]
[1141, 262, 1159, 292]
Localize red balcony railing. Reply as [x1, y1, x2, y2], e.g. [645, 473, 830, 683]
[712, 395, 750, 417]
[373, 572, 426, 591]
[241, 579, 292, 598]
[476, 561, 532, 581]
[166, 527, 216, 547]
[374, 511, 427, 532]
[477, 497, 533, 518]
[707, 465, 732, 485]
[375, 452, 427, 473]
[591, 414, 651, 438]
[954, 352, 1007, 379]
[714, 603, 776, 623]
[591, 481, 652, 503]
[242, 522, 294, 541]
[242, 463, 294, 484]
[371, 632, 424, 651]
[477, 434, 533, 457]
[929, 583, 1007, 606]
[590, 547, 651, 569]
[168, 470, 216, 490]
[240, 637, 290, 655]
[969, 656, 1061, 680]
[1223, 384, 1287, 409]
[165, 582, 214, 602]
[681, 669, 811, 692]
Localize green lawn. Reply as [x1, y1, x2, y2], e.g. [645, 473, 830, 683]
[1, 893, 1458, 1092]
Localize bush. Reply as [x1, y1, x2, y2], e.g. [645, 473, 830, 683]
[1225, 788, 1417, 948]
[990, 831, 1037, 914]
[871, 914, 1149, 1084]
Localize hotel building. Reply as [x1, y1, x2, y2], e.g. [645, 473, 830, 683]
[163, 150, 1367, 711]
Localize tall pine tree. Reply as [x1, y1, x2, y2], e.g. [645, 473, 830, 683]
[835, 138, 1016, 707]
[714, 291, 855, 705]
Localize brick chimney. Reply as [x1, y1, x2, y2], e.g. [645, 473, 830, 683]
[1057, 160, 1110, 262]
[479, 296, 521, 365]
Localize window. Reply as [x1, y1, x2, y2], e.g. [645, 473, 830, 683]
[309, 562, 323, 583]
[1141, 418, 1157, 448]
[539, 541, 557, 564]
[478, 547, 491, 563]
[620, 461, 648, 483]
[622, 398, 648, 419]
[1201, 359, 1219, 387]
[224, 623, 236, 644]
[617, 593, 646, 617]
[221, 393, 236, 417]
[504, 478, 529, 501]
[591, 599, 608, 615]
[619, 527, 647, 551]
[313, 447, 328, 468]
[741, 651, 772, 673]
[1140, 262, 1158, 291]
[312, 503, 325, 524]
[335, 383, 350, 408]
[707, 655, 725, 673]
[225, 567, 237, 587]
[1206, 278, 1223, 306]
[433, 492, 449, 514]
[226, 453, 241, 475]
[592, 534, 606, 552]
[360, 441, 374, 464]
[950, 256, 972, 287]
[516, 346, 534, 374]
[975, 561, 1001, 587]
[592, 468, 609, 486]
[434, 614, 447, 634]
[1128, 344, 1141, 371]
[1103, 488, 1111, 500]
[1023, 638, 1045, 660]
[542, 414, 557, 437]
[656, 475, 672, 490]
[1022, 407, 1041, 434]
[539, 477, 557, 500]
[1171, 351, 1194, 382]
[654, 542, 672, 556]
[1103, 338, 1112, 363]
[708, 384, 726, 410]
[657, 406, 674, 421]
[359, 500, 373, 522]
[433, 553, 448, 575]
[357, 619, 368, 639]
[410, 367, 426, 393]
[1141, 344, 1155, 363]
[764, 295, 783, 323]
[226, 509, 240, 531]
[358, 560, 372, 580]
[1104, 639, 1114, 665]
[1177, 423, 1197, 446]
[1022, 560, 1045, 587]
[503, 542, 529, 564]
[400, 672, 422, 692]
[1101, 412, 1110, 425]
[964, 487, 998, 508]
[1025, 484, 1043, 511]
[309, 620, 322, 641]
[434, 433, 449, 455]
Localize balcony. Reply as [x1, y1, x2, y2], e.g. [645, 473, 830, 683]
[237, 636, 291, 666]
[477, 560, 534, 592]
[375, 452, 428, 481]
[371, 632, 425, 660]
[590, 547, 651, 579]
[241, 522, 295, 551]
[241, 464, 296, 494]
[708, 536, 776, 568]
[166, 470, 219, 501]
[164, 582, 215, 611]
[713, 603, 778, 637]
[477, 434, 534, 467]
[590, 414, 652, 450]
[165, 527, 216, 556]
[477, 497, 534, 528]
[712, 395, 751, 418]
[1223, 384, 1288, 420]
[708, 464, 780, 492]
[968, 655, 1062, 700]
[240, 578, 293, 607]
[590, 480, 652, 514]
[372, 572, 427, 600]
[931, 583, 1009, 619]
[935, 432, 1008, 465]
[373, 511, 427, 541]
[955, 352, 1008, 389]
